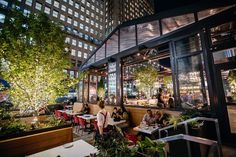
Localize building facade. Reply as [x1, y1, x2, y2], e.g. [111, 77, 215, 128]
[0, 0, 105, 77]
[105, 0, 154, 36]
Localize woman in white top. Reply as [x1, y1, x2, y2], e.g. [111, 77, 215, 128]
[97, 100, 110, 135]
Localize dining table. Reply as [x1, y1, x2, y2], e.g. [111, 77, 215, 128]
[27, 140, 98, 157]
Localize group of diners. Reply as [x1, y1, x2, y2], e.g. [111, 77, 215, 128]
[142, 109, 169, 127]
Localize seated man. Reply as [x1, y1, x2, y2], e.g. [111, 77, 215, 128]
[111, 107, 120, 121]
[142, 109, 155, 125]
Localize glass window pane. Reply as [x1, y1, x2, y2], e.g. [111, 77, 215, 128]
[120, 25, 136, 52]
[106, 31, 118, 57]
[162, 13, 195, 34]
[87, 55, 95, 65]
[210, 22, 236, 46]
[95, 44, 105, 61]
[89, 75, 97, 103]
[213, 48, 236, 64]
[198, 6, 234, 20]
[177, 54, 209, 109]
[175, 34, 202, 56]
[78, 81, 83, 102]
[137, 21, 160, 44]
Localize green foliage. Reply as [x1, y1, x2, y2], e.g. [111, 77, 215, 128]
[47, 115, 66, 127]
[167, 116, 182, 130]
[134, 137, 166, 157]
[94, 126, 132, 157]
[134, 65, 158, 98]
[0, 119, 29, 135]
[0, 10, 83, 114]
[228, 70, 236, 101]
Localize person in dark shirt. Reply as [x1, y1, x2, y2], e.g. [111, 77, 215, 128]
[80, 103, 90, 114]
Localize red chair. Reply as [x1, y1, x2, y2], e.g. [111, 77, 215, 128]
[125, 132, 138, 146]
[55, 110, 62, 118]
[73, 116, 80, 133]
[62, 112, 71, 121]
[78, 117, 88, 135]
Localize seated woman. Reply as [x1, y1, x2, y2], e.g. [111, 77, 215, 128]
[80, 103, 90, 114]
[142, 109, 155, 125]
[116, 107, 130, 130]
[111, 107, 120, 121]
[154, 111, 170, 127]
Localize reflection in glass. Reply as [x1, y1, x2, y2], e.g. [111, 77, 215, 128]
[120, 25, 136, 51]
[87, 55, 95, 65]
[106, 31, 118, 57]
[123, 57, 174, 108]
[89, 75, 97, 103]
[198, 6, 234, 20]
[162, 13, 195, 34]
[213, 48, 236, 64]
[210, 22, 236, 46]
[95, 44, 105, 61]
[137, 21, 160, 44]
[177, 55, 208, 110]
[78, 81, 83, 102]
[108, 73, 116, 105]
[175, 34, 202, 56]
[221, 68, 236, 133]
[83, 76, 88, 102]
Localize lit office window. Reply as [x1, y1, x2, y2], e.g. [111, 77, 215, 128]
[72, 39, 77, 46]
[85, 26, 89, 32]
[84, 35, 89, 40]
[86, 10, 90, 15]
[79, 32, 83, 38]
[68, 8, 73, 15]
[80, 23, 84, 29]
[87, 2, 90, 7]
[90, 28, 94, 34]
[84, 43, 88, 49]
[74, 12, 79, 18]
[71, 49, 76, 56]
[95, 23, 98, 28]
[92, 0, 95, 3]
[78, 41, 83, 47]
[100, 25, 102, 30]
[100, 18, 103, 22]
[0, 0, 8, 7]
[81, 0, 85, 4]
[69, 0, 73, 6]
[80, 15, 84, 21]
[44, 6, 51, 14]
[23, 9, 31, 16]
[100, 11, 103, 15]
[81, 6, 85, 12]
[25, 0, 32, 6]
[53, 10, 59, 18]
[35, 2, 42, 10]
[65, 37, 70, 43]
[75, 3, 80, 9]
[91, 20, 94, 25]
[60, 14, 65, 21]
[89, 45, 93, 51]
[0, 14, 5, 23]
[78, 51, 82, 57]
[46, 0, 51, 4]
[96, 8, 99, 13]
[73, 21, 78, 27]
[84, 53, 87, 59]
[61, 5, 66, 12]
[54, 1, 59, 8]
[91, 13, 94, 18]
[86, 17, 89, 23]
[91, 5, 95, 10]
[96, 15, 98, 20]
[67, 17, 72, 24]
[63, 0, 67, 2]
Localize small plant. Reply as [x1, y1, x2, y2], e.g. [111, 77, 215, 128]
[47, 115, 66, 127]
[167, 116, 181, 130]
[132, 137, 166, 157]
[94, 126, 132, 157]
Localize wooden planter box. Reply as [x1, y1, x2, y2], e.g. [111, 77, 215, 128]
[0, 125, 73, 157]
